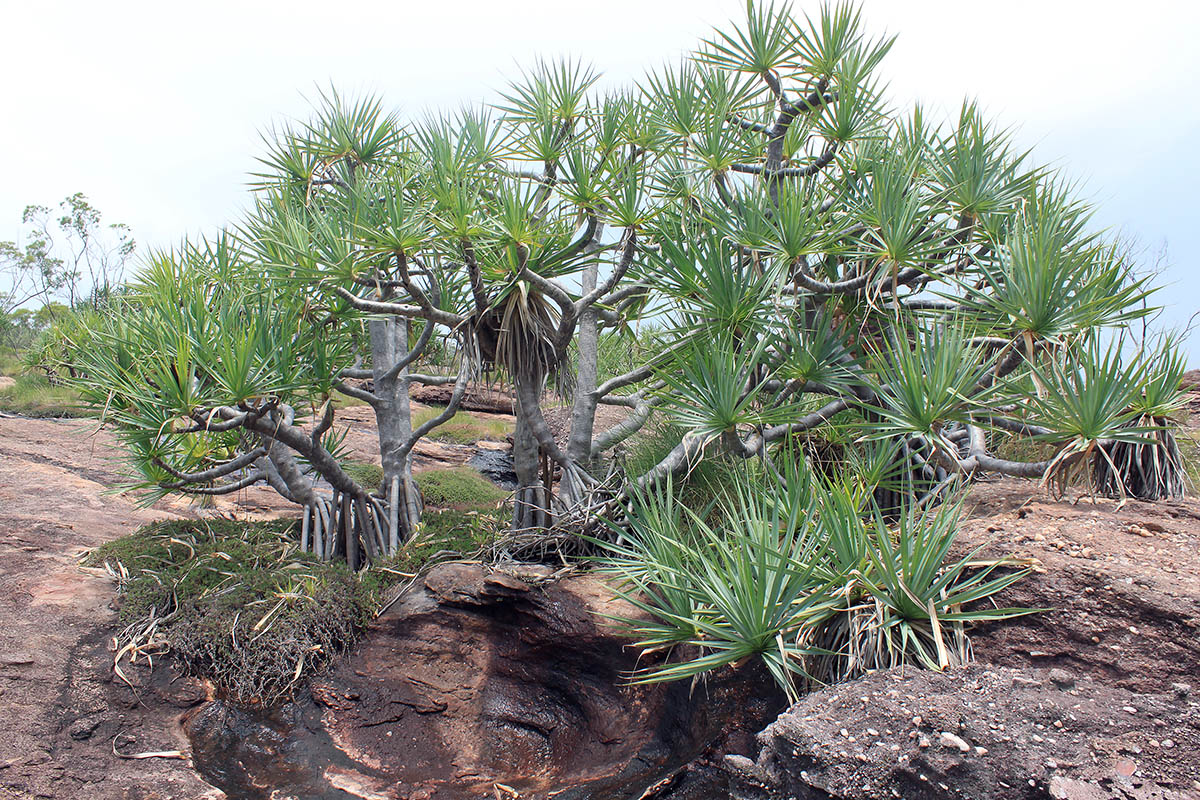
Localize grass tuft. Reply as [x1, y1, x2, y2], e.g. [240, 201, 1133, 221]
[418, 466, 509, 509]
[413, 407, 511, 445]
[0, 374, 86, 418]
[87, 518, 394, 704]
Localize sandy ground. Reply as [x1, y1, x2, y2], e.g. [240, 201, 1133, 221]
[0, 416, 252, 799]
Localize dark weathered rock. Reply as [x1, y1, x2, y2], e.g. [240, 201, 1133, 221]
[184, 564, 781, 800]
[411, 383, 515, 414]
[724, 666, 1200, 800]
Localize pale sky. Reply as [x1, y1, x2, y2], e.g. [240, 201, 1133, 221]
[3, 1, 1198, 357]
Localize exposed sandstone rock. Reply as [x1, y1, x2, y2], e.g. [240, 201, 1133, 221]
[725, 666, 1200, 800]
[410, 383, 514, 414]
[185, 563, 781, 800]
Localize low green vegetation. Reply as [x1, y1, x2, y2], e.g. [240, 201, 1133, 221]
[0, 348, 24, 376]
[418, 466, 509, 509]
[0, 374, 85, 418]
[86, 513, 500, 703]
[340, 462, 509, 510]
[597, 456, 1036, 700]
[341, 459, 385, 491]
[413, 407, 510, 445]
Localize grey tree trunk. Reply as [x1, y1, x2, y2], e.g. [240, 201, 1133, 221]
[260, 439, 316, 505]
[561, 257, 600, 507]
[370, 317, 421, 542]
[511, 390, 548, 531]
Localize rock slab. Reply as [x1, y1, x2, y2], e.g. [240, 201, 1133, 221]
[725, 666, 1200, 800]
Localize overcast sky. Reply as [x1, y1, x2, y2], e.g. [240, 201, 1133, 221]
[3, 1, 1198, 358]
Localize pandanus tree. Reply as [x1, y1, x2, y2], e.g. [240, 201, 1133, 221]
[64, 1, 1186, 569]
[622, 2, 1185, 508]
[67, 77, 665, 555]
[65, 100, 482, 565]
[255, 70, 668, 532]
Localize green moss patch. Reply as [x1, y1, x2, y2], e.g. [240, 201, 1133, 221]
[417, 466, 509, 510]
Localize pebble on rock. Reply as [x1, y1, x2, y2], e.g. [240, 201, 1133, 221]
[939, 732, 970, 753]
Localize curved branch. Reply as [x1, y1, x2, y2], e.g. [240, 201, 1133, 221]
[460, 239, 491, 316]
[517, 245, 575, 314]
[592, 337, 690, 399]
[635, 433, 709, 490]
[976, 415, 1053, 438]
[311, 400, 335, 444]
[781, 86, 836, 116]
[244, 412, 364, 497]
[592, 393, 665, 456]
[155, 447, 268, 489]
[334, 285, 463, 328]
[181, 406, 250, 433]
[392, 252, 449, 327]
[731, 141, 838, 178]
[728, 113, 770, 134]
[792, 266, 874, 295]
[179, 470, 266, 495]
[577, 229, 636, 313]
[333, 379, 379, 407]
[972, 453, 1051, 478]
[402, 360, 471, 450]
[553, 211, 601, 266]
[756, 398, 851, 446]
[381, 317, 436, 383]
[958, 424, 1050, 478]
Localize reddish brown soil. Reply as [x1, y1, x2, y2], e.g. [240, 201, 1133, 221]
[0, 416, 254, 799]
[0, 406, 508, 799]
[961, 478, 1200, 695]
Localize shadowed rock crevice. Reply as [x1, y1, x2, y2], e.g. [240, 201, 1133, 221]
[184, 563, 782, 799]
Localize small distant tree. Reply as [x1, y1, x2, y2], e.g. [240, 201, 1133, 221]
[1, 194, 136, 357]
[2, 194, 135, 313]
[65, 2, 1187, 567]
[1, 217, 66, 331]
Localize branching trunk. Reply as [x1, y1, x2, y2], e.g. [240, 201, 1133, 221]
[562, 256, 601, 507]
[370, 316, 422, 541]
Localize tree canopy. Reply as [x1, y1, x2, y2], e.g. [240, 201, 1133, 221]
[57, 1, 1187, 566]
